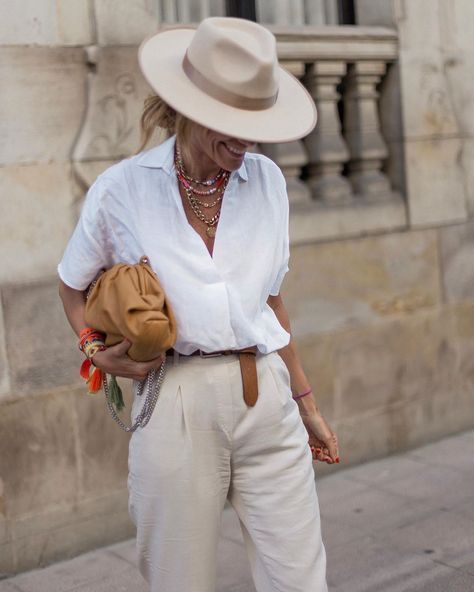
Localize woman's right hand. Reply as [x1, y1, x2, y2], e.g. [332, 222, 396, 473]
[91, 339, 164, 381]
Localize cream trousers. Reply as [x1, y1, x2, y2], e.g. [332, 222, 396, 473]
[127, 351, 328, 592]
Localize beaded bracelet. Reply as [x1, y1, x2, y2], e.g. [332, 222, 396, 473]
[292, 388, 312, 401]
[79, 328, 106, 357]
[78, 327, 106, 394]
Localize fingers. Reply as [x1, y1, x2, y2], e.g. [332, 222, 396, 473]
[98, 341, 164, 381]
[139, 355, 165, 374]
[112, 338, 131, 356]
[309, 444, 334, 463]
[129, 355, 164, 382]
[304, 414, 340, 464]
[325, 432, 340, 463]
[308, 432, 340, 465]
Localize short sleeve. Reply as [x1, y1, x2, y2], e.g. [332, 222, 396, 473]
[57, 177, 111, 290]
[269, 170, 290, 296]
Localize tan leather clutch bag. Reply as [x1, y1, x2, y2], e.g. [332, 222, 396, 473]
[84, 256, 177, 362]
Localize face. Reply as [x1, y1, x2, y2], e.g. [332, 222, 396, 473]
[187, 123, 255, 173]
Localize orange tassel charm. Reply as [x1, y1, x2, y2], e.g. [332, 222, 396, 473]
[80, 358, 104, 394]
[80, 358, 92, 380]
[88, 367, 104, 393]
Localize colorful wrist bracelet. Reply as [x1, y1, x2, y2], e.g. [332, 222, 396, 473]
[293, 388, 312, 400]
[78, 328, 107, 394]
[79, 327, 96, 339]
[79, 330, 106, 355]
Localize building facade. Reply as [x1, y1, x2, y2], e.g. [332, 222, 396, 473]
[1, 0, 473, 574]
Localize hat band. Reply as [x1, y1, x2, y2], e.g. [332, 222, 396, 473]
[182, 52, 278, 111]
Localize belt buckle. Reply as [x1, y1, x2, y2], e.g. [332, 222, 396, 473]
[199, 350, 223, 358]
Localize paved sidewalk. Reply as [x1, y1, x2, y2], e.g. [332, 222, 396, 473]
[1, 429, 473, 592]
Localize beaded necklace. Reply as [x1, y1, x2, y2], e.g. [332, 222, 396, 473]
[175, 144, 225, 186]
[174, 144, 230, 238]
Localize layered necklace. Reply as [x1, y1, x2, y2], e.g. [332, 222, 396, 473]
[175, 144, 230, 238]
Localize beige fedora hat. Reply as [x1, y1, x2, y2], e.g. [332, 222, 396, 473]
[138, 17, 317, 143]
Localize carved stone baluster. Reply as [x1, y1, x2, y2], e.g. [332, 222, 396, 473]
[260, 60, 310, 204]
[344, 61, 392, 198]
[303, 61, 352, 204]
[260, 141, 310, 204]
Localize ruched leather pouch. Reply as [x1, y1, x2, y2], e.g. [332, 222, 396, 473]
[84, 256, 177, 362]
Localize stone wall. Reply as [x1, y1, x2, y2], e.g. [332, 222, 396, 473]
[1, 0, 474, 575]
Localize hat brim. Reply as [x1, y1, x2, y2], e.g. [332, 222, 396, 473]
[138, 28, 317, 144]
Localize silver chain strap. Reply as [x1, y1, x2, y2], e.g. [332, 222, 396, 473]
[102, 360, 167, 433]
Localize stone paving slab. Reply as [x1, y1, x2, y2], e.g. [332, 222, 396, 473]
[1, 429, 473, 592]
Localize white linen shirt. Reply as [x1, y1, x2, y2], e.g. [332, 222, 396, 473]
[58, 135, 290, 355]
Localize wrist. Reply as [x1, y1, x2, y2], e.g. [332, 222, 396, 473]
[78, 327, 107, 394]
[90, 348, 107, 367]
[78, 327, 106, 359]
[292, 387, 312, 401]
[295, 392, 320, 415]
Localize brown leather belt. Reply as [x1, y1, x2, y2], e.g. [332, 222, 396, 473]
[166, 346, 259, 406]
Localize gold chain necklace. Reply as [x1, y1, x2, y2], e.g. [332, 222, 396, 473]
[174, 146, 230, 238]
[175, 144, 225, 186]
[181, 174, 230, 238]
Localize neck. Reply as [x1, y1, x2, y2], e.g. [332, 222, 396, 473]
[177, 142, 222, 182]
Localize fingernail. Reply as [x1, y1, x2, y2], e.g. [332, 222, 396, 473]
[335, 457, 340, 463]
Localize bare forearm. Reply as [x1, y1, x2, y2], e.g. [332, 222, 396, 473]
[267, 294, 320, 412]
[58, 280, 87, 337]
[267, 297, 339, 463]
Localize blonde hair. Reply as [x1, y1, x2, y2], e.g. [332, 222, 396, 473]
[137, 95, 194, 162]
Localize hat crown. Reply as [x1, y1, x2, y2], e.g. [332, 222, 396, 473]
[186, 18, 279, 101]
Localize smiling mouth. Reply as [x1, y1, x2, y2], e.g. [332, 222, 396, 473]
[224, 143, 246, 157]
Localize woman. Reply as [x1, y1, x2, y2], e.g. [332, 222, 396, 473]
[58, 17, 339, 592]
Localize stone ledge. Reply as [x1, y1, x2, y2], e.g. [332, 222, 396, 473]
[289, 193, 407, 245]
[272, 25, 399, 61]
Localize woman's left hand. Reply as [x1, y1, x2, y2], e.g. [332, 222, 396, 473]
[297, 401, 339, 464]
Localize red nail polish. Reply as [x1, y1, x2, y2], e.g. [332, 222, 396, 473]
[335, 457, 340, 463]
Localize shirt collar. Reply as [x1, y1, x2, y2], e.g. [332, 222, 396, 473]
[136, 134, 248, 182]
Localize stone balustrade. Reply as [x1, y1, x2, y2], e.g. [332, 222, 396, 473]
[267, 26, 407, 243]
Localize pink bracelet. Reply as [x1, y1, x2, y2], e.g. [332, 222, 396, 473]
[292, 388, 312, 400]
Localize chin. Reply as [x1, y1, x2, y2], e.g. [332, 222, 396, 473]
[217, 143, 246, 171]
[224, 158, 245, 172]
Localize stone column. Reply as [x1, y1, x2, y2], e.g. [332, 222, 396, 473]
[344, 61, 392, 198]
[303, 62, 353, 204]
